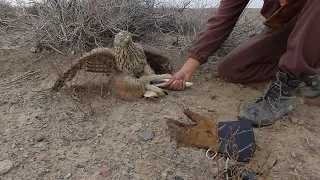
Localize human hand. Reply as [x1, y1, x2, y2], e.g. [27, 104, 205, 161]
[165, 69, 191, 91]
[165, 57, 199, 91]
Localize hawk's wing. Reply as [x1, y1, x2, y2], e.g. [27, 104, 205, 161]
[264, 0, 306, 29]
[143, 46, 173, 74]
[83, 48, 117, 73]
[52, 47, 117, 91]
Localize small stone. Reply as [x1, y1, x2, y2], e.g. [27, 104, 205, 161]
[137, 131, 154, 141]
[122, 167, 133, 177]
[64, 173, 72, 179]
[290, 118, 299, 124]
[174, 176, 184, 180]
[297, 120, 305, 125]
[0, 160, 14, 174]
[129, 123, 143, 133]
[210, 95, 217, 100]
[167, 171, 174, 175]
[291, 152, 297, 158]
[30, 47, 39, 53]
[161, 171, 168, 178]
[76, 164, 85, 168]
[38, 169, 50, 177]
[23, 153, 29, 158]
[100, 170, 111, 178]
[35, 135, 46, 142]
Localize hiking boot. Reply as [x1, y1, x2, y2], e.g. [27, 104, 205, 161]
[299, 74, 320, 98]
[238, 70, 301, 127]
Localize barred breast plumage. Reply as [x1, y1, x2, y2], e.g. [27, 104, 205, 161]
[113, 31, 148, 77]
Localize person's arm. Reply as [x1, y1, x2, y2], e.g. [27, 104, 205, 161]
[188, 0, 250, 65]
[166, 0, 250, 90]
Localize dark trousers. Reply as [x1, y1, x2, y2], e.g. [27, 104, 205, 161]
[217, 0, 320, 84]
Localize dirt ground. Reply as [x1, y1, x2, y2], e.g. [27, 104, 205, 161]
[1, 10, 320, 180]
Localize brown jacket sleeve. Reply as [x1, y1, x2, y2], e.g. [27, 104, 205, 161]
[188, 0, 250, 65]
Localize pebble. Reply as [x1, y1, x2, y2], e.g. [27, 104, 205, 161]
[137, 131, 154, 141]
[30, 47, 38, 53]
[35, 135, 46, 142]
[290, 118, 299, 124]
[76, 164, 85, 168]
[174, 176, 184, 180]
[161, 171, 168, 178]
[0, 160, 14, 175]
[64, 173, 72, 179]
[291, 152, 297, 158]
[23, 153, 29, 158]
[129, 123, 143, 133]
[122, 167, 133, 177]
[100, 170, 111, 178]
[38, 169, 50, 177]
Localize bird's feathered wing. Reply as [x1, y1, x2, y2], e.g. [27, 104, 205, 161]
[142, 45, 173, 74]
[51, 47, 116, 91]
[51, 46, 173, 91]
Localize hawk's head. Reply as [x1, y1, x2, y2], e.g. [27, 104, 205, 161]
[114, 31, 133, 47]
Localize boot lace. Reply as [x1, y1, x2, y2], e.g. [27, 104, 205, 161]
[255, 80, 292, 113]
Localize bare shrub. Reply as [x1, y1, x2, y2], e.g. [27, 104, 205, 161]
[2, 0, 263, 58]
[0, 0, 17, 20]
[6, 0, 205, 54]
